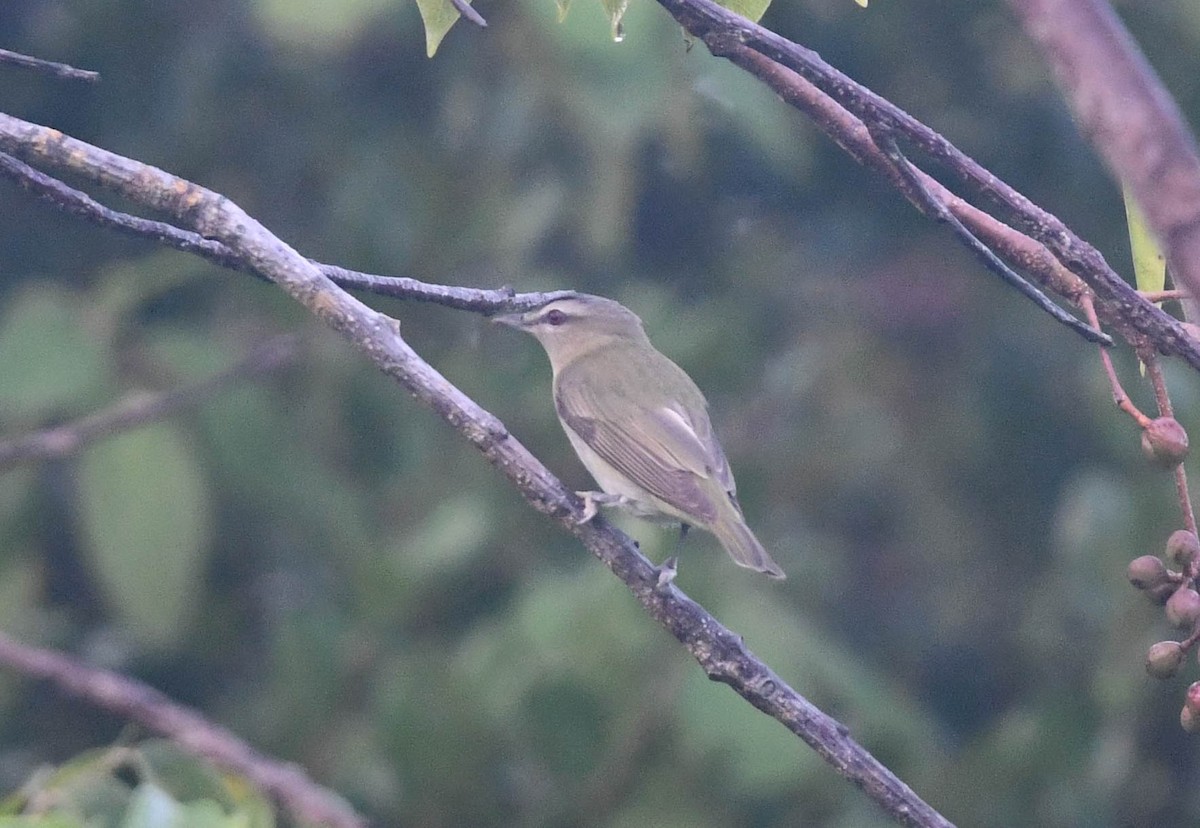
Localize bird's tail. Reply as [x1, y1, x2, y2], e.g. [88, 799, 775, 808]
[711, 515, 786, 580]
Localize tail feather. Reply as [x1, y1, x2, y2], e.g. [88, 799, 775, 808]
[711, 516, 786, 579]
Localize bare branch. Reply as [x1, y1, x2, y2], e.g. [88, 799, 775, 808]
[652, 0, 1200, 371]
[0, 335, 298, 471]
[448, 0, 488, 28]
[874, 132, 1109, 344]
[0, 630, 363, 828]
[722, 46, 1095, 308]
[0, 48, 99, 82]
[0, 114, 953, 828]
[1005, 0, 1200, 302]
[0, 151, 571, 314]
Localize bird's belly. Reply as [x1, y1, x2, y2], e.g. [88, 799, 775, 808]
[561, 425, 687, 525]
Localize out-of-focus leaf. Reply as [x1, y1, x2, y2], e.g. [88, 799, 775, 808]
[121, 783, 182, 828]
[556, 0, 572, 22]
[137, 741, 234, 808]
[416, 0, 462, 57]
[716, 0, 771, 23]
[0, 817, 86, 827]
[253, 0, 393, 47]
[125, 788, 248, 828]
[0, 286, 109, 420]
[395, 494, 494, 575]
[1123, 187, 1166, 299]
[9, 748, 131, 822]
[78, 423, 213, 647]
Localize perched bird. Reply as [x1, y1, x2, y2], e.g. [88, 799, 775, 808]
[494, 293, 785, 579]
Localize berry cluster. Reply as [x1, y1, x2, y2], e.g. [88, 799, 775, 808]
[1129, 411, 1200, 732]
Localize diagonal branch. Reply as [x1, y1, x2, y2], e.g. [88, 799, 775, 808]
[0, 113, 954, 828]
[1005, 0, 1200, 303]
[872, 131, 1109, 345]
[652, 0, 1200, 370]
[0, 630, 363, 828]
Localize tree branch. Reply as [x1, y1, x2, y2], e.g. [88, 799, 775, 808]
[652, 0, 1200, 371]
[0, 630, 363, 828]
[1005, 0, 1200, 302]
[0, 48, 99, 82]
[0, 151, 571, 314]
[0, 113, 953, 828]
[0, 335, 298, 471]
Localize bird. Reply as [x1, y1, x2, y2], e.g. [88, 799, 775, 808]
[494, 293, 785, 579]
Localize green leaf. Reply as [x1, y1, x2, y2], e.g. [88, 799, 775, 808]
[415, 0, 462, 57]
[78, 423, 213, 647]
[253, 0, 393, 47]
[0, 817, 86, 827]
[0, 286, 110, 420]
[394, 494, 494, 576]
[715, 0, 771, 23]
[1123, 187, 1166, 298]
[555, 0, 572, 22]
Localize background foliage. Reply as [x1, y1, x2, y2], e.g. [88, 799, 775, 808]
[3, 0, 1200, 824]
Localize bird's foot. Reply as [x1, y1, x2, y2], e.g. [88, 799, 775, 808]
[575, 491, 634, 524]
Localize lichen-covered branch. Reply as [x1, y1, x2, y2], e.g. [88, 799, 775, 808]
[0, 112, 953, 828]
[0, 150, 571, 314]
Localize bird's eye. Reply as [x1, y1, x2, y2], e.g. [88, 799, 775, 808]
[545, 309, 567, 326]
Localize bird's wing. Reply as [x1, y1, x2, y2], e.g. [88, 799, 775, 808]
[555, 380, 725, 524]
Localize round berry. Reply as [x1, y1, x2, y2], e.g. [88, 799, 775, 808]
[1142, 417, 1190, 469]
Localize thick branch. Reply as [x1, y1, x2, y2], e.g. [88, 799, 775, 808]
[0, 113, 952, 828]
[0, 631, 363, 828]
[652, 0, 1200, 370]
[1005, 0, 1200, 301]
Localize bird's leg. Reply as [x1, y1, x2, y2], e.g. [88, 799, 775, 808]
[656, 556, 679, 590]
[575, 491, 635, 524]
[652, 524, 690, 586]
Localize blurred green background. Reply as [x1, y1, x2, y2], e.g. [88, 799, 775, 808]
[3, 0, 1200, 824]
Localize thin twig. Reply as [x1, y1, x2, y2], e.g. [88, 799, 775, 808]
[0, 151, 570, 315]
[0, 631, 363, 828]
[875, 133, 1110, 345]
[1144, 353, 1197, 536]
[0, 113, 954, 828]
[718, 44, 1099, 315]
[1081, 294, 1150, 426]
[653, 0, 1200, 369]
[1142, 290, 1189, 304]
[0, 48, 99, 82]
[0, 336, 298, 471]
[448, 0, 488, 27]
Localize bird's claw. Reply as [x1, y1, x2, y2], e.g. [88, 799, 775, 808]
[575, 491, 633, 524]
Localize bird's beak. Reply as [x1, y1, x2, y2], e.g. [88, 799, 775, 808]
[491, 312, 526, 329]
